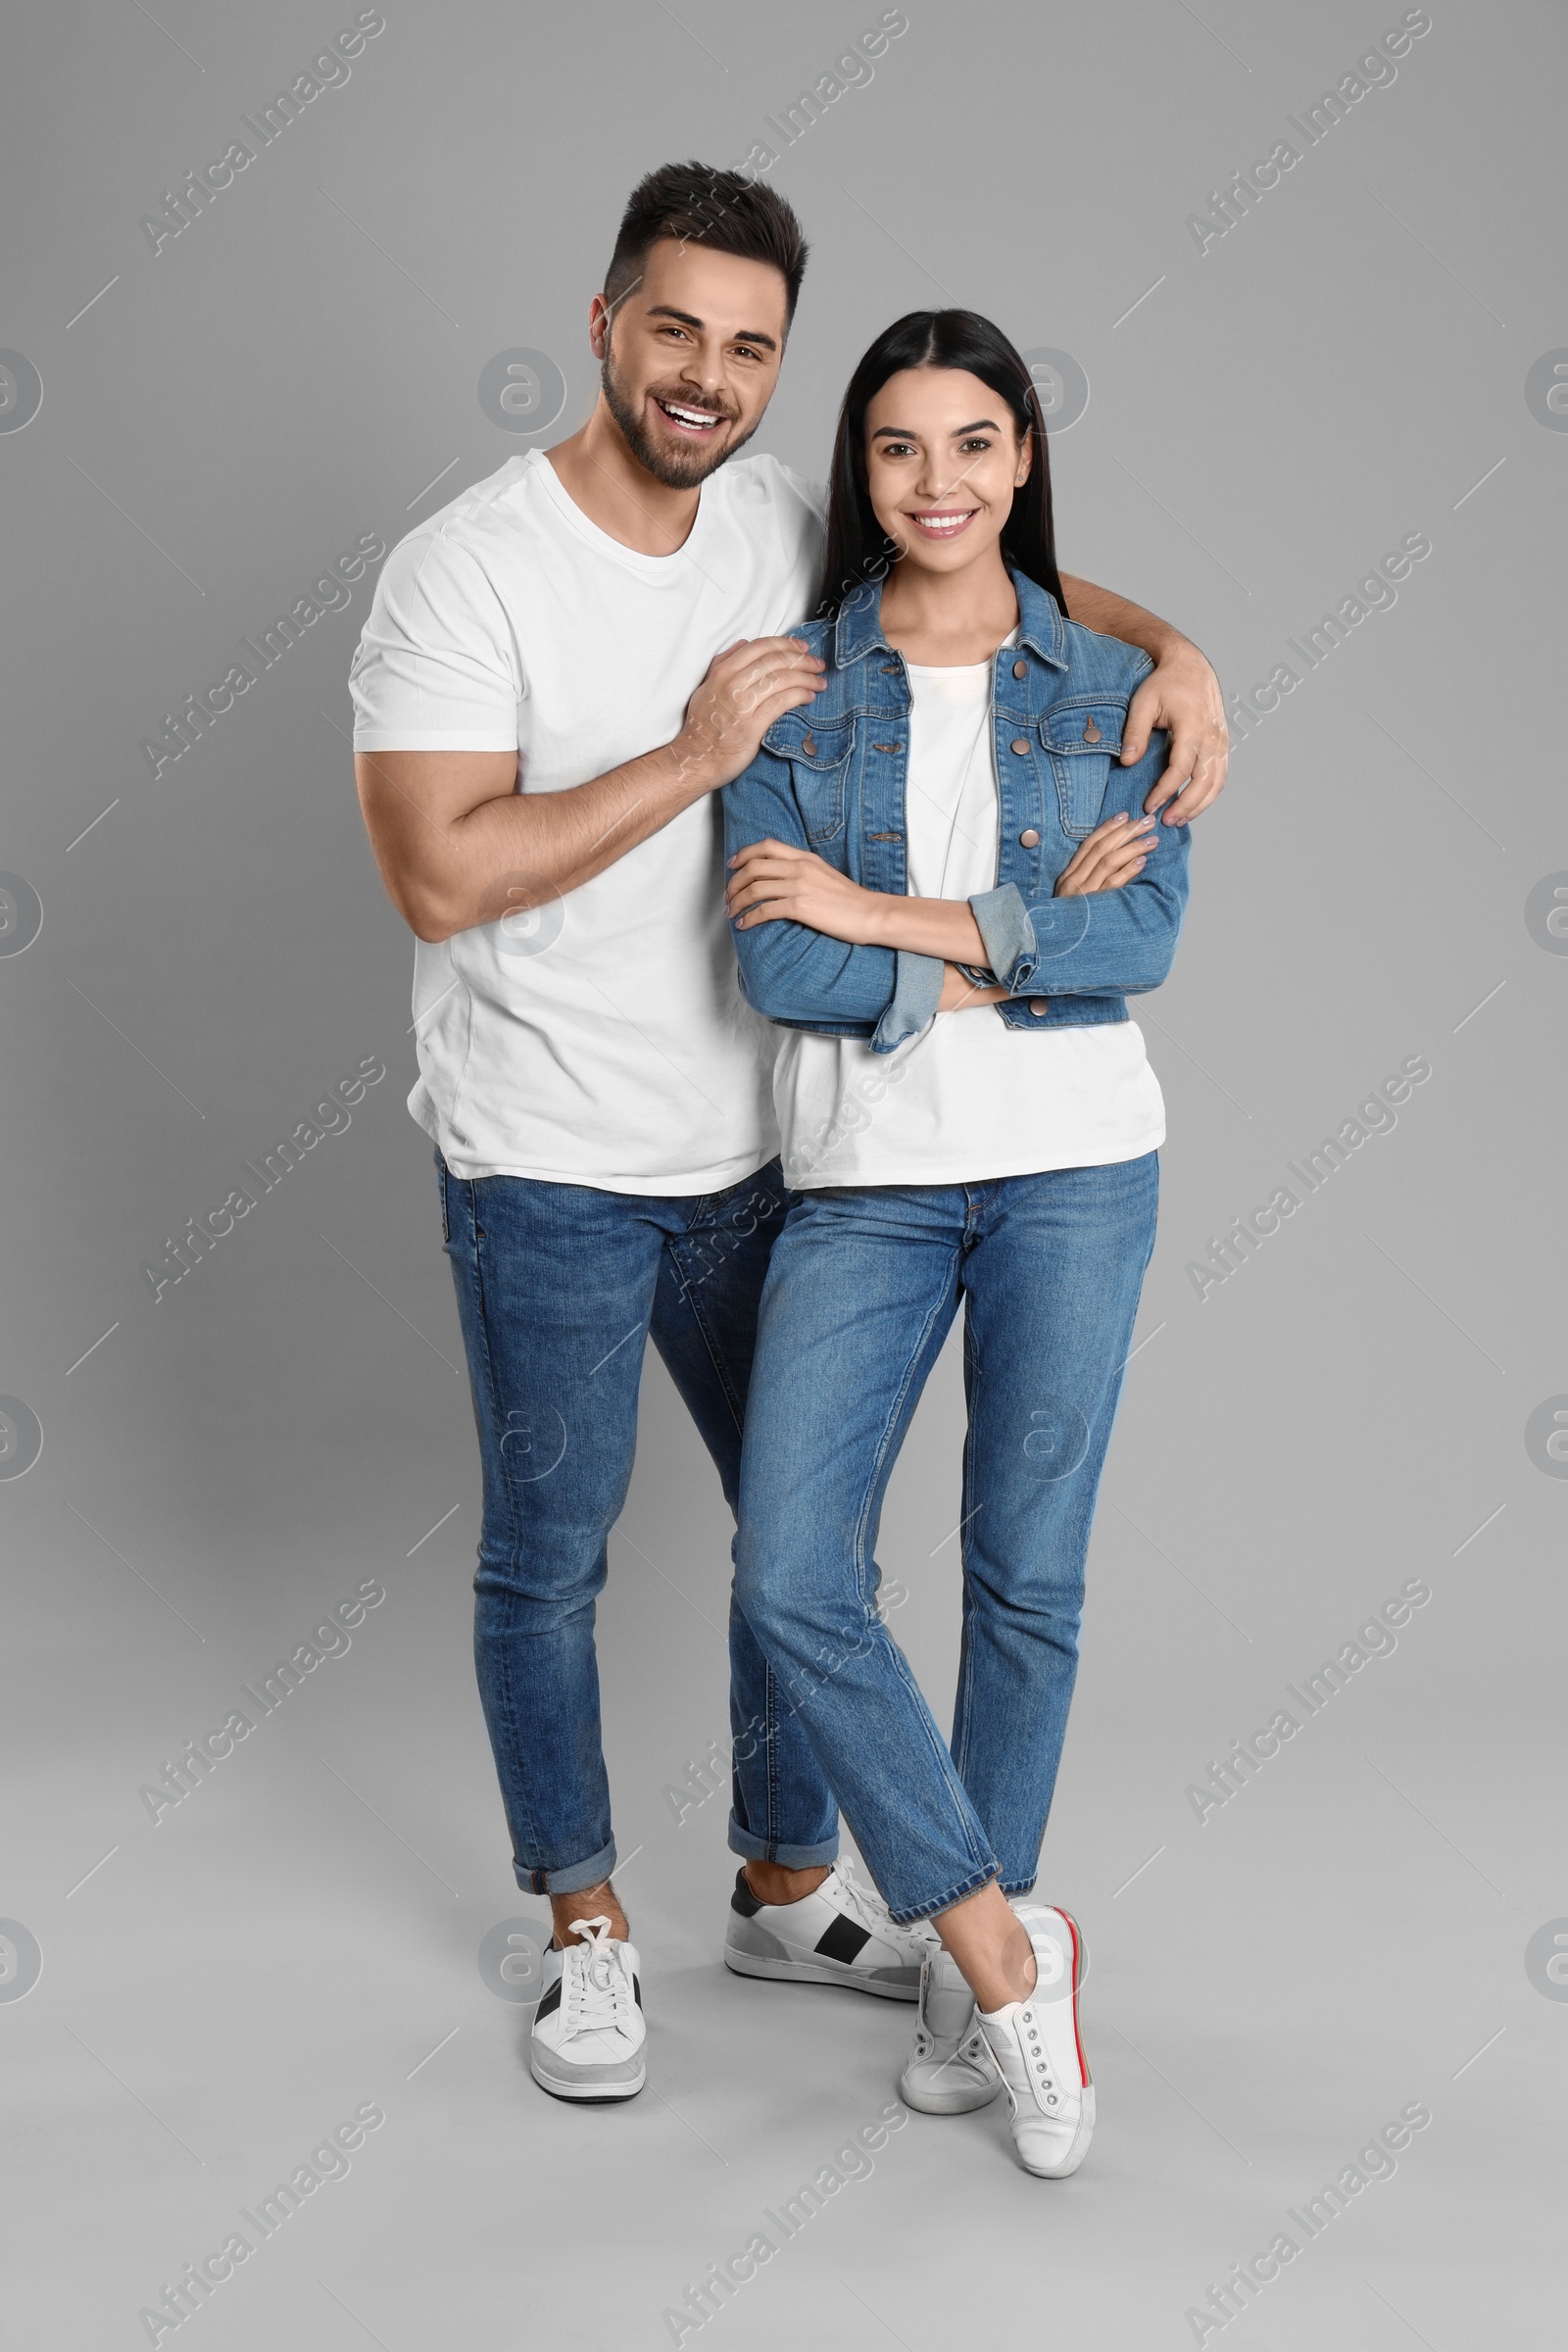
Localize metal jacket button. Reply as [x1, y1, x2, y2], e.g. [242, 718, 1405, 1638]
[801, 733, 815, 754]
[1012, 660, 1027, 679]
[872, 741, 901, 754]
[1019, 827, 1040, 847]
[1009, 737, 1030, 756]
[1029, 1000, 1049, 1016]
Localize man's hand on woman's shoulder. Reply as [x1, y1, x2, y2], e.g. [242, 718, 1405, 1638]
[1122, 638, 1229, 825]
[672, 637, 825, 793]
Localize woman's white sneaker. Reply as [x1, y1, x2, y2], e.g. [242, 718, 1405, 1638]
[977, 1904, 1094, 2177]
[529, 1916, 646, 2102]
[724, 1864, 927, 1999]
[900, 1946, 1002, 2113]
[1012, 1894, 1089, 1985]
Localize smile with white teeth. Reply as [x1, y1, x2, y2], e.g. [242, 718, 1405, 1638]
[656, 398, 725, 431]
[908, 509, 978, 536]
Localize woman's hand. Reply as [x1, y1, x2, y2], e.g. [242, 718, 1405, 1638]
[1054, 811, 1157, 899]
[726, 839, 890, 944]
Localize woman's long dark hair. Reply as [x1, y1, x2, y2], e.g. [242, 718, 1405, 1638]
[814, 309, 1065, 620]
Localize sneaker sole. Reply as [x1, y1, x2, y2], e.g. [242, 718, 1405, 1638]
[529, 2054, 646, 2103]
[1016, 2083, 1096, 2178]
[723, 1949, 918, 2001]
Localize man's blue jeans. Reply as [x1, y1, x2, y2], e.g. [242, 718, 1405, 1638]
[735, 1154, 1159, 1924]
[436, 1152, 840, 1895]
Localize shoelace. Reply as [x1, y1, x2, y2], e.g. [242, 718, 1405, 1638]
[562, 1915, 633, 2037]
[833, 1863, 924, 1943]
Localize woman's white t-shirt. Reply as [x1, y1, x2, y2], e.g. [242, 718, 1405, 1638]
[773, 651, 1166, 1190]
[351, 449, 822, 1193]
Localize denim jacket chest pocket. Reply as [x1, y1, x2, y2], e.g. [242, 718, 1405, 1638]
[1040, 697, 1128, 839]
[760, 710, 855, 845]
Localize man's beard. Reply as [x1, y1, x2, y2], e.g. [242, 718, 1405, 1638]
[600, 348, 757, 490]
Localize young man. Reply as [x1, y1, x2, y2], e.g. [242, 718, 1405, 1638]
[351, 162, 1227, 2103]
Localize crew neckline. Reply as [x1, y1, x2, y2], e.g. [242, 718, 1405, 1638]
[900, 624, 1020, 678]
[530, 446, 722, 583]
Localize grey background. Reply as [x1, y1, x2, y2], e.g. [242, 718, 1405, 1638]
[3, 1, 1563, 2344]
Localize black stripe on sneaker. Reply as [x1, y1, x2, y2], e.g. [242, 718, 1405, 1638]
[535, 1977, 564, 2019]
[814, 1914, 872, 1966]
[633, 1975, 643, 2008]
[730, 1868, 764, 1918]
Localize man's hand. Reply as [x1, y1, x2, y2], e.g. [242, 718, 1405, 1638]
[726, 837, 884, 942]
[355, 639, 826, 945]
[1122, 638, 1228, 824]
[1055, 811, 1158, 898]
[673, 637, 825, 792]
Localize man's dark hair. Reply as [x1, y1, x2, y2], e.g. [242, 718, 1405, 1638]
[604, 162, 808, 324]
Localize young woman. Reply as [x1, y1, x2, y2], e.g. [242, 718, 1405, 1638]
[722, 310, 1193, 2178]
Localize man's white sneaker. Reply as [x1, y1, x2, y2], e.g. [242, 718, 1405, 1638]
[900, 1946, 1002, 2114]
[977, 1904, 1094, 2177]
[724, 1864, 927, 2000]
[529, 1916, 646, 2102]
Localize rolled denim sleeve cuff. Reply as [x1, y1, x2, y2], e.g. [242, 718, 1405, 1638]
[968, 883, 1038, 990]
[870, 950, 944, 1054]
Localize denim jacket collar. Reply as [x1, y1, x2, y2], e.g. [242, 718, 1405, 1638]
[831, 564, 1070, 671]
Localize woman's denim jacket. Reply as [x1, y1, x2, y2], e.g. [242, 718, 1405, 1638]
[723, 568, 1191, 1054]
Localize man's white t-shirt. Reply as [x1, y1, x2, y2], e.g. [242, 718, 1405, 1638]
[774, 652, 1166, 1189]
[350, 449, 822, 1193]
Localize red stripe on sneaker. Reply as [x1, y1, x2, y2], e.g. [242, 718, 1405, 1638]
[1061, 1910, 1088, 2084]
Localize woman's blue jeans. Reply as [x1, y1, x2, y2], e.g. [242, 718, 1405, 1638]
[735, 1153, 1159, 1924]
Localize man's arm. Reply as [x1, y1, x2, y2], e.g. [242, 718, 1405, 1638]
[1056, 570, 1228, 824]
[355, 635, 824, 943]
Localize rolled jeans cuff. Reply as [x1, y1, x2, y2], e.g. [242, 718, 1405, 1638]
[515, 1836, 617, 1897]
[883, 1858, 1000, 1929]
[728, 1813, 841, 1870]
[968, 882, 1037, 989]
[870, 949, 944, 1054]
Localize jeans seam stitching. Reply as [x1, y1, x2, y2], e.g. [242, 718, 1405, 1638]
[850, 1264, 956, 1608]
[664, 1232, 748, 1436]
[841, 1258, 992, 1889]
[459, 1181, 549, 1880]
[883, 1635, 995, 1881]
